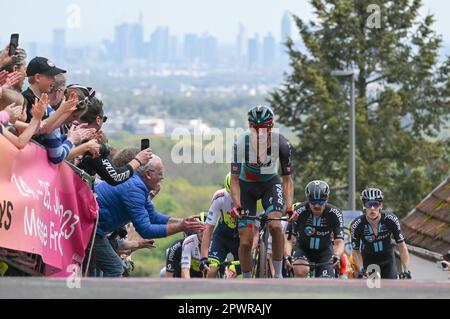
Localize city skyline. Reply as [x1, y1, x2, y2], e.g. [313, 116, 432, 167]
[1, 0, 449, 46]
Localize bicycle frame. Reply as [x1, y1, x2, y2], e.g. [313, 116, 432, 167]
[240, 215, 288, 278]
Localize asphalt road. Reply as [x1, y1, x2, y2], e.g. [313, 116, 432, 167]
[1, 277, 449, 299]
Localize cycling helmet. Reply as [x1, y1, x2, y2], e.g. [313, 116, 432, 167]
[224, 173, 231, 194]
[247, 105, 274, 127]
[292, 202, 302, 210]
[305, 180, 330, 199]
[360, 188, 384, 202]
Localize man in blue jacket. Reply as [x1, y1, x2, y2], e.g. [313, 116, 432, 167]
[93, 154, 205, 277]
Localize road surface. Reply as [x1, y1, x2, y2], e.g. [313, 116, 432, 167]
[1, 277, 449, 299]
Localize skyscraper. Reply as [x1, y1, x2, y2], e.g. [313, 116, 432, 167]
[280, 11, 292, 66]
[281, 11, 291, 45]
[247, 34, 261, 69]
[52, 29, 65, 65]
[184, 33, 200, 64]
[263, 32, 276, 68]
[150, 27, 169, 64]
[235, 22, 247, 67]
[113, 15, 144, 63]
[199, 33, 218, 67]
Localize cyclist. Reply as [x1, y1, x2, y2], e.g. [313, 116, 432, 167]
[288, 180, 345, 278]
[350, 188, 411, 279]
[199, 173, 241, 278]
[230, 105, 295, 279]
[163, 213, 206, 278]
[181, 213, 207, 279]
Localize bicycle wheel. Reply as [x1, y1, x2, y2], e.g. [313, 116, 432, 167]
[258, 241, 268, 278]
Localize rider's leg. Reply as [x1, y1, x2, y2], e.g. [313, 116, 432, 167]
[238, 227, 254, 278]
[293, 259, 309, 278]
[207, 234, 228, 278]
[268, 211, 284, 278]
[292, 246, 309, 278]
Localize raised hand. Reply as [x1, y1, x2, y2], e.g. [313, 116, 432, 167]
[0, 70, 8, 87]
[1, 71, 21, 89]
[58, 91, 78, 114]
[134, 148, 153, 166]
[31, 94, 48, 120]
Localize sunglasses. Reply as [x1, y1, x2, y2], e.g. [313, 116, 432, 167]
[101, 115, 107, 123]
[364, 201, 381, 209]
[309, 198, 327, 206]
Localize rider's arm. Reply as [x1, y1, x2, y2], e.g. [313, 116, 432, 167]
[230, 141, 241, 207]
[387, 214, 410, 270]
[350, 218, 364, 270]
[181, 237, 194, 279]
[201, 193, 222, 258]
[398, 241, 410, 270]
[279, 135, 294, 208]
[201, 224, 215, 259]
[332, 209, 345, 257]
[281, 175, 294, 209]
[230, 173, 241, 208]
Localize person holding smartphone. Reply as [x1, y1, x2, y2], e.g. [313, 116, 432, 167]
[72, 96, 152, 186]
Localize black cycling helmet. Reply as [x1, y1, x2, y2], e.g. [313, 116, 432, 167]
[247, 105, 274, 127]
[360, 187, 384, 202]
[305, 180, 330, 199]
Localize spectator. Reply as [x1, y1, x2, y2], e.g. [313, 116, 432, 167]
[112, 147, 161, 198]
[0, 46, 27, 92]
[0, 88, 25, 123]
[92, 154, 205, 277]
[38, 91, 95, 164]
[22, 56, 66, 123]
[0, 94, 46, 149]
[73, 101, 152, 186]
[48, 73, 67, 110]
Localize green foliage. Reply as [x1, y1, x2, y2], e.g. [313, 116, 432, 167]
[269, 0, 450, 216]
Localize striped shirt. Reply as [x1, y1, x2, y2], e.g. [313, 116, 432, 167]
[41, 106, 73, 164]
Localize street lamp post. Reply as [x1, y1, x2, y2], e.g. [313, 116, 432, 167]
[331, 70, 356, 210]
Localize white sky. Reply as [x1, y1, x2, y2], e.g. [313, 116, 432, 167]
[0, 0, 449, 48]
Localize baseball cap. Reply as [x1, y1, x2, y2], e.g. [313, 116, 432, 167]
[26, 57, 67, 77]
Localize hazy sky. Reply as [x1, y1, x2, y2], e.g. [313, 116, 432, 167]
[1, 0, 449, 46]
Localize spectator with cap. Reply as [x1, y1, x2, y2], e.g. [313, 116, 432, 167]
[22, 56, 66, 123]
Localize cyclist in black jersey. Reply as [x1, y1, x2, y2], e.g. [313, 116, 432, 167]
[288, 180, 345, 278]
[350, 188, 411, 279]
[230, 105, 296, 279]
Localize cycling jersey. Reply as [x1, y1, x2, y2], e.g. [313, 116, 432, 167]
[293, 202, 344, 257]
[231, 130, 293, 183]
[166, 238, 202, 278]
[181, 234, 202, 273]
[206, 189, 240, 265]
[165, 239, 183, 277]
[350, 211, 405, 279]
[206, 189, 236, 233]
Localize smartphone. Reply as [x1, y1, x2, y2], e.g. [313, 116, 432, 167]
[141, 138, 150, 151]
[8, 34, 19, 56]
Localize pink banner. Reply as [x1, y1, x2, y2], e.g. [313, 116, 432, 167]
[0, 135, 98, 277]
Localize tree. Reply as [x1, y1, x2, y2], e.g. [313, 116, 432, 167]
[269, 0, 450, 216]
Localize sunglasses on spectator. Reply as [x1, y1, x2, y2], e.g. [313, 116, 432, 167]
[364, 201, 382, 209]
[309, 197, 327, 205]
[99, 115, 107, 123]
